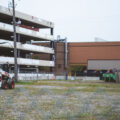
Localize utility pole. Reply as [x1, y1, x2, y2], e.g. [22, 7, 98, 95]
[12, 0, 18, 82]
[50, 28, 54, 73]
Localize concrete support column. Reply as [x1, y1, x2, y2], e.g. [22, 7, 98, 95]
[51, 28, 54, 35]
[17, 34, 20, 73]
[17, 18, 21, 73]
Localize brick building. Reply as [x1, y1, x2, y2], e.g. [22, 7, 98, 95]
[68, 42, 120, 72]
[34, 41, 120, 76]
[33, 41, 66, 75]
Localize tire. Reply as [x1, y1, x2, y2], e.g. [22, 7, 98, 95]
[105, 77, 108, 82]
[9, 79, 15, 89]
[1, 80, 8, 89]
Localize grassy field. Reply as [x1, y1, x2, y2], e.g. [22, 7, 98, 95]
[0, 80, 120, 120]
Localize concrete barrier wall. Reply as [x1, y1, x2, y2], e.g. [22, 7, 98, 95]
[115, 72, 120, 83]
[10, 73, 54, 81]
[119, 72, 120, 82]
[0, 39, 54, 54]
[0, 5, 54, 28]
[11, 74, 100, 81]
[56, 76, 100, 81]
[74, 76, 100, 81]
[0, 22, 54, 41]
[55, 76, 66, 80]
[0, 56, 54, 67]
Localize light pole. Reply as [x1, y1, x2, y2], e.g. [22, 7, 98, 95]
[12, 0, 18, 82]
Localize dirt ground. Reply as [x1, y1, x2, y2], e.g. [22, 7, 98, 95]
[0, 80, 120, 120]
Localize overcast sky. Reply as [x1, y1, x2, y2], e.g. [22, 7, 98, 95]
[0, 0, 120, 42]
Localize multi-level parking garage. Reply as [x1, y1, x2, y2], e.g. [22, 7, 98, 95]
[0, 5, 54, 74]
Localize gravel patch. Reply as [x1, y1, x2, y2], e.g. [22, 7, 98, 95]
[0, 84, 120, 120]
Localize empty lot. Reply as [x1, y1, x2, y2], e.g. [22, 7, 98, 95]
[0, 80, 120, 120]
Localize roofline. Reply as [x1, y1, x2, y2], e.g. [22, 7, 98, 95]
[68, 41, 120, 44]
[0, 5, 54, 28]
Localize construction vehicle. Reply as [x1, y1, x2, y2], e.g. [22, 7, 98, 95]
[102, 69, 116, 82]
[0, 63, 15, 89]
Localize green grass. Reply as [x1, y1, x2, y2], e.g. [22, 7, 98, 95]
[16, 80, 120, 94]
[17, 80, 120, 88]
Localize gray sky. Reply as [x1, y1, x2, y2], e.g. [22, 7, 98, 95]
[0, 0, 120, 42]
